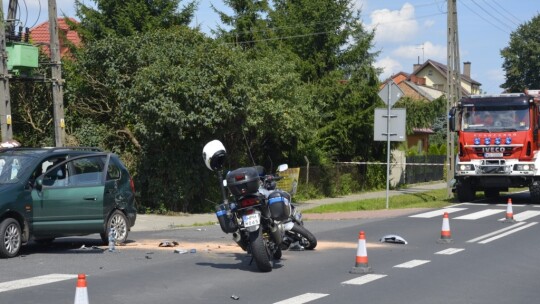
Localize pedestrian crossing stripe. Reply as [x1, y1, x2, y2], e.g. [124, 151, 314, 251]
[454, 209, 505, 220]
[409, 207, 467, 218]
[498, 210, 540, 221]
[0, 274, 77, 293]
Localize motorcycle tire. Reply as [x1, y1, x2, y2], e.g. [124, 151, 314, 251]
[290, 224, 317, 250]
[249, 228, 273, 272]
[273, 247, 282, 260]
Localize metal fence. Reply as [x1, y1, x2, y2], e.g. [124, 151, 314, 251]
[404, 155, 446, 184]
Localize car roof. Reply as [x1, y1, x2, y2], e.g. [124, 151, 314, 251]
[0, 147, 104, 159]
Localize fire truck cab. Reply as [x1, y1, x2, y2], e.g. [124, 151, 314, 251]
[449, 90, 540, 203]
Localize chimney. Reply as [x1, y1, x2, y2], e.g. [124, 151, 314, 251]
[463, 61, 471, 77]
[413, 63, 422, 72]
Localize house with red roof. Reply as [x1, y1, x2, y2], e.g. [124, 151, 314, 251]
[29, 18, 81, 57]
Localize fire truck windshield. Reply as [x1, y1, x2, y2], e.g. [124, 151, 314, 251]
[462, 107, 529, 131]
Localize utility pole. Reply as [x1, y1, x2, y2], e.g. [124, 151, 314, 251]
[48, 0, 65, 147]
[0, 0, 13, 142]
[446, 0, 462, 197]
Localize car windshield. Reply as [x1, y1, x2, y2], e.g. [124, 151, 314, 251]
[0, 155, 35, 184]
[462, 107, 529, 132]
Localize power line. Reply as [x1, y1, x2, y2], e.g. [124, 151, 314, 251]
[480, 0, 520, 27]
[469, 0, 514, 31]
[458, 0, 510, 34]
[492, 0, 522, 25]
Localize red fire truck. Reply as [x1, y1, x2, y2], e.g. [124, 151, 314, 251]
[449, 90, 540, 202]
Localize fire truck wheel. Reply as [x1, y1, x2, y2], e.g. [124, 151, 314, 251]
[529, 183, 540, 203]
[456, 181, 475, 202]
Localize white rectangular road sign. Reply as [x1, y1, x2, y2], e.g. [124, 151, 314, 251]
[374, 108, 406, 141]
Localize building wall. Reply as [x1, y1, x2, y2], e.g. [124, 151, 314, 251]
[415, 68, 447, 91]
[416, 64, 480, 95]
[407, 133, 430, 154]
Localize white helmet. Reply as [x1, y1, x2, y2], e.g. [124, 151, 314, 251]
[202, 140, 227, 171]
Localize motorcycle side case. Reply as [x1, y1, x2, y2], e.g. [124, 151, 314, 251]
[267, 190, 292, 221]
[215, 204, 237, 233]
[226, 167, 260, 196]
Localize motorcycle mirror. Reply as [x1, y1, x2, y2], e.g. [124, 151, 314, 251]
[277, 164, 288, 172]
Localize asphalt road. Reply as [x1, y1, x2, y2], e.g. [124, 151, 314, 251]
[1, 191, 539, 304]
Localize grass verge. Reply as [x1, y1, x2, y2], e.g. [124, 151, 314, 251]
[302, 188, 454, 213]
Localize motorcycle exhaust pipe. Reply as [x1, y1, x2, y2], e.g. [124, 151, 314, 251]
[232, 232, 248, 251]
[269, 222, 283, 245]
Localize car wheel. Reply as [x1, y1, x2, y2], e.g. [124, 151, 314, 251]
[100, 210, 129, 245]
[0, 218, 22, 258]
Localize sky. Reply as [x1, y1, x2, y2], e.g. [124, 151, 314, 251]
[6, 0, 540, 94]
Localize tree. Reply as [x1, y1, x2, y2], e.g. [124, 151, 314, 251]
[73, 0, 196, 41]
[212, 0, 273, 51]
[501, 14, 540, 92]
[65, 27, 316, 212]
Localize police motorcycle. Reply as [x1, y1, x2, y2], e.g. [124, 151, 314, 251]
[203, 140, 288, 272]
[259, 165, 317, 251]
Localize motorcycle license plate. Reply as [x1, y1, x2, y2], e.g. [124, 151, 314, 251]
[242, 213, 260, 227]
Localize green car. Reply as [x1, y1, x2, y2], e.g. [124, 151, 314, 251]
[0, 147, 137, 258]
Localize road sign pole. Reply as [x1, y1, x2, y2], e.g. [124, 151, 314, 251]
[386, 82, 391, 209]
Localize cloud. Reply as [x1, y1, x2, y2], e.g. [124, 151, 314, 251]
[367, 3, 418, 43]
[423, 19, 435, 28]
[392, 41, 446, 62]
[375, 57, 403, 80]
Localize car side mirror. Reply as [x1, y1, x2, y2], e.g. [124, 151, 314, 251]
[35, 176, 43, 191]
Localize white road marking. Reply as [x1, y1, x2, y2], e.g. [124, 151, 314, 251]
[342, 274, 387, 285]
[273, 293, 329, 304]
[498, 210, 540, 221]
[495, 204, 526, 207]
[467, 221, 527, 243]
[454, 209, 505, 220]
[478, 222, 537, 244]
[436, 248, 465, 255]
[393, 259, 430, 268]
[409, 207, 467, 218]
[0, 274, 77, 293]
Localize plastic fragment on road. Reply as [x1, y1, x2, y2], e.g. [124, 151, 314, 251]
[159, 240, 179, 247]
[379, 234, 408, 244]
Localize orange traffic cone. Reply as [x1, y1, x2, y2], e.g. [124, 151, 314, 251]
[74, 274, 89, 304]
[437, 212, 453, 244]
[503, 198, 516, 223]
[350, 231, 373, 274]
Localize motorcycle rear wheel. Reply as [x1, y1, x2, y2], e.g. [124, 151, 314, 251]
[290, 224, 317, 250]
[249, 228, 272, 272]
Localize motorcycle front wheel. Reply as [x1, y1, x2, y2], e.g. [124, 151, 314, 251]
[249, 227, 273, 272]
[290, 224, 317, 250]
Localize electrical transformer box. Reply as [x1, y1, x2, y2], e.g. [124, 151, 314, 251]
[6, 43, 39, 71]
